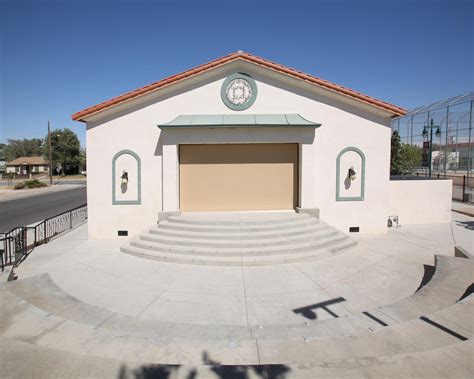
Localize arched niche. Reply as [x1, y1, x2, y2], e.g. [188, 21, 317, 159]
[336, 146, 365, 201]
[112, 150, 141, 205]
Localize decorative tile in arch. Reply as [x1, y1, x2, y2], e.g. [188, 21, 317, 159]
[112, 149, 141, 205]
[336, 146, 366, 201]
[221, 73, 258, 111]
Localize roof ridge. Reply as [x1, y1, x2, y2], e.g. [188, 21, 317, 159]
[72, 51, 406, 121]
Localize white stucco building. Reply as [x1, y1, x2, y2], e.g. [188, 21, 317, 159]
[72, 51, 451, 239]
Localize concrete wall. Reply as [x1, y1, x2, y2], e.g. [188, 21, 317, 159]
[85, 64, 393, 238]
[389, 180, 452, 225]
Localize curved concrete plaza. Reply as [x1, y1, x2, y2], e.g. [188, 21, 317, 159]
[0, 211, 473, 378]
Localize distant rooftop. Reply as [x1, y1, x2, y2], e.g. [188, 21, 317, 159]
[7, 156, 48, 166]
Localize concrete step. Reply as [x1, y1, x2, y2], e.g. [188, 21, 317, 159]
[1, 336, 471, 378]
[166, 213, 310, 226]
[2, 278, 472, 367]
[121, 240, 353, 266]
[3, 262, 472, 345]
[257, 303, 474, 364]
[149, 222, 326, 240]
[125, 213, 356, 266]
[158, 217, 319, 233]
[139, 227, 337, 249]
[127, 232, 351, 257]
[362, 255, 474, 326]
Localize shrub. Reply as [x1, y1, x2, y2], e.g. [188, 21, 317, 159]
[14, 180, 48, 190]
[25, 179, 47, 188]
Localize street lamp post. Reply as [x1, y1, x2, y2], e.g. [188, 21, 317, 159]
[422, 118, 442, 178]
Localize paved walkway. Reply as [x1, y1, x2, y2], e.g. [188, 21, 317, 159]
[1, 211, 472, 378]
[12, 211, 471, 326]
[452, 200, 474, 217]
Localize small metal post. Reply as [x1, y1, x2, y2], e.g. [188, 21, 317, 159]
[462, 175, 466, 202]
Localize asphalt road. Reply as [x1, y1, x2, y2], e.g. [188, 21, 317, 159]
[0, 187, 87, 232]
[0, 179, 86, 186]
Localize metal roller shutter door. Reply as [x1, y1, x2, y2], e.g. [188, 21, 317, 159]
[179, 143, 298, 211]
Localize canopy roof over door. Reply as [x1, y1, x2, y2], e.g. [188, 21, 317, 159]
[158, 114, 321, 129]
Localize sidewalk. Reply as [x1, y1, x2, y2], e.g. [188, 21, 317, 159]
[0, 184, 85, 203]
[452, 201, 474, 217]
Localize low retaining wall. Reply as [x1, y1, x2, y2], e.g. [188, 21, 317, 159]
[389, 179, 452, 225]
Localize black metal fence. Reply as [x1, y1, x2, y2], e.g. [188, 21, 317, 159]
[0, 204, 87, 271]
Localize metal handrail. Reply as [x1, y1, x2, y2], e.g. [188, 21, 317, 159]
[0, 203, 87, 271]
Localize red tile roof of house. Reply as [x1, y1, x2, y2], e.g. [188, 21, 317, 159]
[72, 51, 406, 121]
[7, 156, 48, 166]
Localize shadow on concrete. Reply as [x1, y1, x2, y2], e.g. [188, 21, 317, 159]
[203, 352, 290, 379]
[416, 264, 436, 292]
[362, 311, 388, 327]
[292, 297, 346, 320]
[455, 220, 474, 231]
[117, 351, 291, 379]
[419, 316, 468, 341]
[118, 364, 181, 379]
[459, 283, 474, 301]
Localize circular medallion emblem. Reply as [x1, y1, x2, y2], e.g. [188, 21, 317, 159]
[221, 73, 257, 111]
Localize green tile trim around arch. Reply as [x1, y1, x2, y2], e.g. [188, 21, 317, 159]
[112, 149, 141, 205]
[336, 146, 365, 201]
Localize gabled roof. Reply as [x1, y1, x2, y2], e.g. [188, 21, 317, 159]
[72, 51, 406, 122]
[7, 156, 48, 166]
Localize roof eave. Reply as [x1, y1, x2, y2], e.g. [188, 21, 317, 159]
[72, 51, 407, 122]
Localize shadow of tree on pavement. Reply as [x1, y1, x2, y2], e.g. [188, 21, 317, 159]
[117, 351, 291, 379]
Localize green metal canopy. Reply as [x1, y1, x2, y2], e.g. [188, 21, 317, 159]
[157, 114, 321, 129]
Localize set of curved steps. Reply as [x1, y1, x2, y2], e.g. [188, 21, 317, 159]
[2, 281, 472, 365]
[121, 212, 357, 266]
[3, 256, 471, 344]
[1, 255, 472, 374]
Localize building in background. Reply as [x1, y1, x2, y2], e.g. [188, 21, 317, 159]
[6, 156, 49, 177]
[0, 154, 5, 174]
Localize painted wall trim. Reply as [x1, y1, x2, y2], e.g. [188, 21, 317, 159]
[336, 146, 366, 201]
[112, 149, 142, 205]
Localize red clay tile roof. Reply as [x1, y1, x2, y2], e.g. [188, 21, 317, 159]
[7, 156, 48, 165]
[72, 51, 406, 121]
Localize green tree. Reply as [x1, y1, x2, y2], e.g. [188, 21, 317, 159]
[3, 138, 44, 161]
[43, 128, 81, 174]
[399, 144, 423, 174]
[390, 130, 403, 175]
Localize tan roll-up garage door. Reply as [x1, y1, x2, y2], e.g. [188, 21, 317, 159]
[179, 143, 298, 211]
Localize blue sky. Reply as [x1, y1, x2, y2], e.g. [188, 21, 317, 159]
[1, 0, 472, 147]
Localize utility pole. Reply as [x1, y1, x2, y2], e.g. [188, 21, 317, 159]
[48, 121, 53, 185]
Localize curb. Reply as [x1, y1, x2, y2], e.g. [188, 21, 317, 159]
[0, 185, 85, 203]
